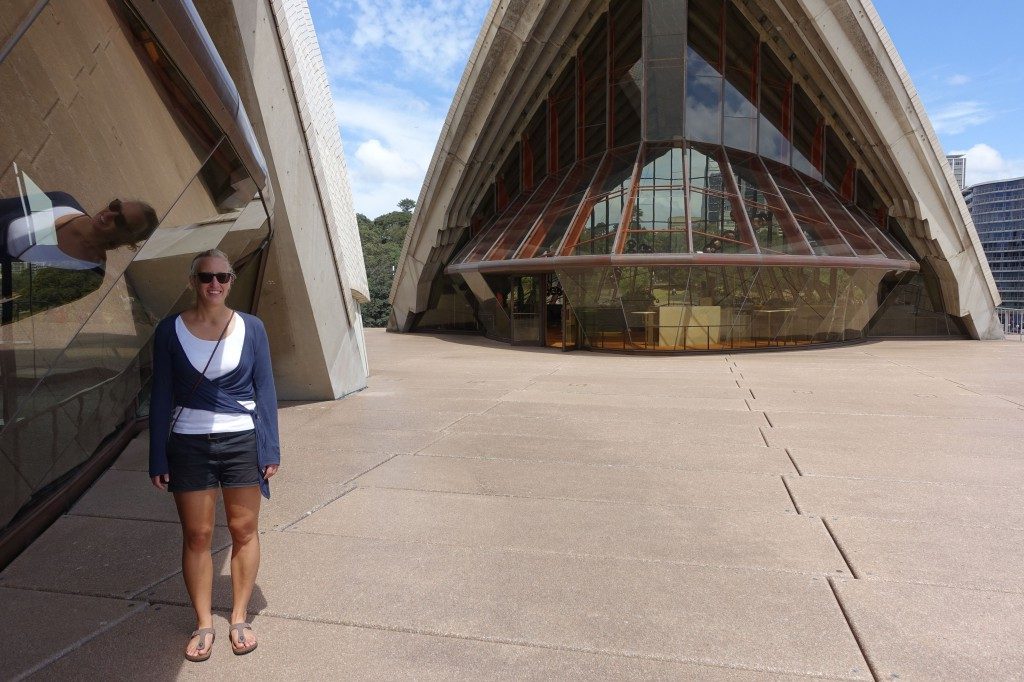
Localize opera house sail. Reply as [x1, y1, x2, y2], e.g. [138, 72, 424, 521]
[390, 0, 1000, 352]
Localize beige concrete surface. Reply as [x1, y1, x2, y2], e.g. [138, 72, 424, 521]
[3, 331, 1023, 680]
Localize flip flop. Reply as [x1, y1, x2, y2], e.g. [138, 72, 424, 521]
[185, 627, 215, 662]
[230, 622, 258, 655]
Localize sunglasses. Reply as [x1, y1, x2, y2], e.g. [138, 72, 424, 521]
[195, 271, 235, 284]
[107, 199, 128, 230]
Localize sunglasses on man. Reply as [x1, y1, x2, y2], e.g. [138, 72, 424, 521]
[107, 199, 129, 231]
[195, 271, 236, 284]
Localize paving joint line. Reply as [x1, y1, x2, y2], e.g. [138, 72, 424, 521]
[785, 448, 804, 475]
[827, 577, 879, 682]
[781, 476, 802, 514]
[411, 451, 785, 474]
[276, 484, 359, 532]
[13, 600, 150, 681]
[821, 518, 859, 579]
[763, 411, 774, 428]
[275, 451, 409, 531]
[758, 426, 771, 447]
[351, 483, 792, 513]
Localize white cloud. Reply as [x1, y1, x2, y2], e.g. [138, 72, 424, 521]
[952, 143, 1024, 186]
[946, 74, 971, 86]
[329, 0, 489, 85]
[334, 92, 445, 217]
[314, 0, 490, 217]
[930, 101, 993, 134]
[355, 139, 423, 183]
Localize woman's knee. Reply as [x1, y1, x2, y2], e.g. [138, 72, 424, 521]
[183, 525, 214, 552]
[228, 517, 258, 545]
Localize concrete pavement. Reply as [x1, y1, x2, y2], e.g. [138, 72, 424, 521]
[3, 330, 1024, 680]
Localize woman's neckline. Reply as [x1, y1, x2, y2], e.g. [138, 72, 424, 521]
[177, 311, 240, 342]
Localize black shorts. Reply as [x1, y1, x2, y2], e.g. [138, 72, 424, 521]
[167, 430, 261, 493]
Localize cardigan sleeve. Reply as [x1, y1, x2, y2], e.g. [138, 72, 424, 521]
[252, 316, 281, 465]
[148, 319, 174, 477]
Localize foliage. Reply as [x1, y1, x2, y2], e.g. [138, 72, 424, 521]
[359, 200, 414, 327]
[7, 265, 102, 319]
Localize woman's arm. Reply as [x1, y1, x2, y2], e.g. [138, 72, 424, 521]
[148, 320, 174, 487]
[252, 317, 281, 467]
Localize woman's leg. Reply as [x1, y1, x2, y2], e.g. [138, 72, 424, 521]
[222, 485, 261, 649]
[173, 489, 218, 657]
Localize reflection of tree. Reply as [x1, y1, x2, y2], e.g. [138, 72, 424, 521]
[11, 266, 103, 318]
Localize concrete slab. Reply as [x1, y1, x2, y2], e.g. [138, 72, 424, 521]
[303, 407, 468, 433]
[342, 393, 498, 414]
[0, 516, 230, 599]
[765, 410, 1024, 433]
[31, 604, 801, 681]
[765, 426, 1021, 460]
[502, 382, 749, 400]
[449, 413, 767, 447]
[485, 400, 767, 426]
[498, 389, 751, 412]
[749, 393, 1024, 420]
[787, 475, 1024, 528]
[787, 447, 1024, 486]
[354, 455, 796, 512]
[110, 433, 149, 472]
[421, 431, 795, 474]
[290, 487, 847, 576]
[295, 426, 443, 456]
[827, 516, 1024, 592]
[1, 587, 144, 680]
[144, 533, 870, 679]
[833, 580, 1024, 680]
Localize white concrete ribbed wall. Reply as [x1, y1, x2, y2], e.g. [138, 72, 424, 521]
[269, 0, 370, 318]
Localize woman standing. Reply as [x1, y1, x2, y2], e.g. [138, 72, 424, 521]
[148, 248, 280, 662]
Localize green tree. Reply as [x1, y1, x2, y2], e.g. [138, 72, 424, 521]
[358, 200, 415, 327]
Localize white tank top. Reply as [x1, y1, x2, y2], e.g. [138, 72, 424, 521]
[172, 313, 256, 434]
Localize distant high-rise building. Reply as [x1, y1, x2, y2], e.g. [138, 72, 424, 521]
[965, 177, 1024, 307]
[947, 154, 967, 190]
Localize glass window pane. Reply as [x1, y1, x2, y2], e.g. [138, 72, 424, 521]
[723, 3, 758, 153]
[580, 17, 608, 158]
[685, 0, 724, 145]
[758, 45, 791, 163]
[610, 0, 643, 147]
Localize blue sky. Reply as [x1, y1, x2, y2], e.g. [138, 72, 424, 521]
[309, 1, 1023, 218]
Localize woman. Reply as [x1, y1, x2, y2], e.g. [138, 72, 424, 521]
[148, 248, 280, 662]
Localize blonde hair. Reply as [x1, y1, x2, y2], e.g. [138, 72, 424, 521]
[189, 249, 234, 277]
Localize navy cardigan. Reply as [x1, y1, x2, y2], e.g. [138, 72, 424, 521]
[148, 312, 281, 498]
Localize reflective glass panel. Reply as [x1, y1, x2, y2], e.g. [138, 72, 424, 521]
[722, 4, 758, 153]
[610, 0, 643, 147]
[685, 0, 724, 145]
[570, 145, 640, 255]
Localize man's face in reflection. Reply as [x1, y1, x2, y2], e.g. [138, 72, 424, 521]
[92, 199, 148, 237]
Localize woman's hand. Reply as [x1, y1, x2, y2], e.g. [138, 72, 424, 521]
[151, 473, 170, 491]
[263, 464, 279, 480]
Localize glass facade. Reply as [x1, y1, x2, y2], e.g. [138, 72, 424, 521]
[1, 1, 270, 531]
[964, 177, 1024, 308]
[413, 0, 959, 350]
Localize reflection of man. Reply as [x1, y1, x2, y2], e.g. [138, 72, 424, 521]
[1, 191, 158, 324]
[2, 192, 158, 271]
